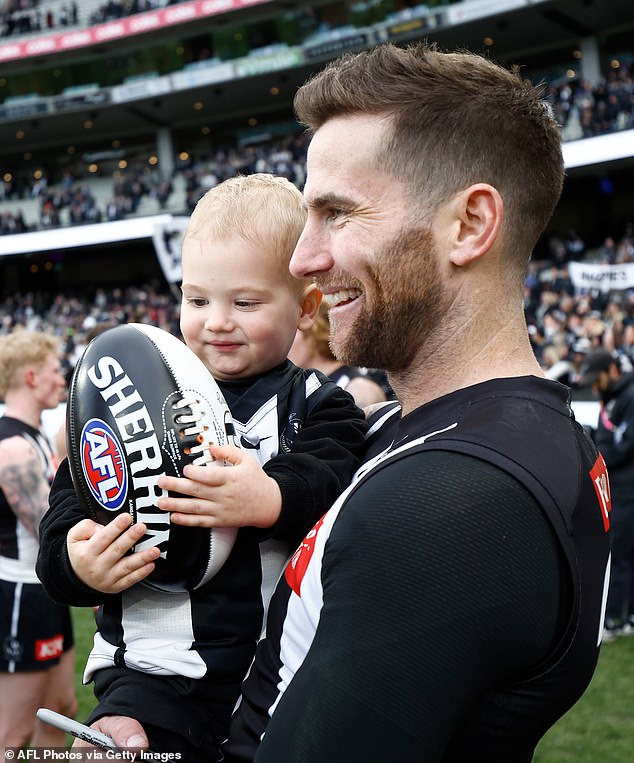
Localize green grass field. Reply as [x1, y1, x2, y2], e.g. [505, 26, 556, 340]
[70, 607, 98, 722]
[535, 633, 634, 763]
[70, 607, 634, 759]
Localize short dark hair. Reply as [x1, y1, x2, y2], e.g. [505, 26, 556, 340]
[294, 42, 564, 262]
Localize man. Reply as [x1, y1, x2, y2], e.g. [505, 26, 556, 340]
[0, 330, 77, 754]
[78, 43, 610, 762]
[579, 348, 634, 641]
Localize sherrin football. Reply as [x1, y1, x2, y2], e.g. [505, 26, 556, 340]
[66, 322, 239, 592]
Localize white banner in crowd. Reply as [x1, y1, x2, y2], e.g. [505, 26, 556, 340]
[568, 261, 634, 293]
[152, 216, 190, 283]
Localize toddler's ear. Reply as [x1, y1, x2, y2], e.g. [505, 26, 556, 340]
[298, 284, 322, 331]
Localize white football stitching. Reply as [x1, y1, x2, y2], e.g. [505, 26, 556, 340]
[132, 325, 236, 588]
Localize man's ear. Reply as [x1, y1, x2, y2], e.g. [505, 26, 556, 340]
[448, 183, 503, 267]
[297, 283, 322, 331]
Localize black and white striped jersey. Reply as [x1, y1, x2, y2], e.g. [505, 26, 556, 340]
[222, 376, 611, 763]
[0, 415, 57, 583]
[37, 360, 367, 690]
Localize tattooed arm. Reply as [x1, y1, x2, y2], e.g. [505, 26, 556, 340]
[0, 435, 51, 541]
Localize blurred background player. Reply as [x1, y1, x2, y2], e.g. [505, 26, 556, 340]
[578, 349, 634, 640]
[0, 330, 77, 754]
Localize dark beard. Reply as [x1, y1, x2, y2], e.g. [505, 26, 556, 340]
[329, 226, 452, 372]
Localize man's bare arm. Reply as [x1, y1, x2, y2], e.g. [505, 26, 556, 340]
[0, 437, 50, 540]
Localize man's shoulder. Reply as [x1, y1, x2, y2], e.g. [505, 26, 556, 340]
[0, 415, 22, 437]
[362, 376, 590, 494]
[402, 376, 571, 439]
[0, 415, 33, 442]
[0, 428, 37, 466]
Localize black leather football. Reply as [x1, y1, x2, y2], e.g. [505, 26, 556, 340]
[66, 322, 238, 592]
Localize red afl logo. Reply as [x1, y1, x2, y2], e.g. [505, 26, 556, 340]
[80, 418, 128, 511]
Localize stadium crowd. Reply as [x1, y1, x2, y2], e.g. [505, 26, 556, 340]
[87, 0, 187, 26]
[0, 284, 180, 384]
[1, 220, 633, 399]
[549, 61, 634, 141]
[180, 133, 307, 216]
[0, 59, 632, 236]
[0, 0, 78, 38]
[526, 225, 634, 389]
[0, 133, 309, 233]
[0, 0, 190, 40]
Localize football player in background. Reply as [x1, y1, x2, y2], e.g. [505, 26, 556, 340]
[0, 331, 77, 755]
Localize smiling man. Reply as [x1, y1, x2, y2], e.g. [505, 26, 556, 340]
[220, 42, 612, 763]
[79, 43, 611, 763]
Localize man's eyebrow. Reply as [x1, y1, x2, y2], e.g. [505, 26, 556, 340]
[306, 193, 355, 211]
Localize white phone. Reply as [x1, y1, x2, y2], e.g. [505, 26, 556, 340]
[36, 708, 119, 751]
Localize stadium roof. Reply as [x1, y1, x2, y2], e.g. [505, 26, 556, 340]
[0, 0, 632, 157]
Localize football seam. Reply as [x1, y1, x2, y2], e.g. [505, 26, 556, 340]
[159, 389, 218, 469]
[142, 328, 225, 588]
[68, 323, 238, 591]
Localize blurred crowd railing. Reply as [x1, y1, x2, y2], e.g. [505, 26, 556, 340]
[1, 224, 633, 398]
[0, 132, 309, 234]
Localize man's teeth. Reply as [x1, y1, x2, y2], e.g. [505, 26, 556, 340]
[324, 289, 361, 307]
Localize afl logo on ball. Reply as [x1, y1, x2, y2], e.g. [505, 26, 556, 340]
[80, 418, 128, 511]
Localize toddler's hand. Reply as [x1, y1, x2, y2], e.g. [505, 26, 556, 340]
[158, 444, 282, 529]
[67, 513, 160, 593]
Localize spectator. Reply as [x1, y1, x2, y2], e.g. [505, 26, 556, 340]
[578, 349, 634, 640]
[288, 302, 390, 408]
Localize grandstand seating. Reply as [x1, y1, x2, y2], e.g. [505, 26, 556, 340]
[0, 0, 187, 41]
[0, 0, 631, 421]
[0, 0, 631, 280]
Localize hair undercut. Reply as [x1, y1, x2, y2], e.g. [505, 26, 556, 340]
[294, 42, 564, 260]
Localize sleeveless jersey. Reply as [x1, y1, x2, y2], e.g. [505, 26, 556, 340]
[223, 376, 611, 763]
[0, 415, 57, 583]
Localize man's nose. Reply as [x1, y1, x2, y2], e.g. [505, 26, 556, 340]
[290, 225, 334, 279]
